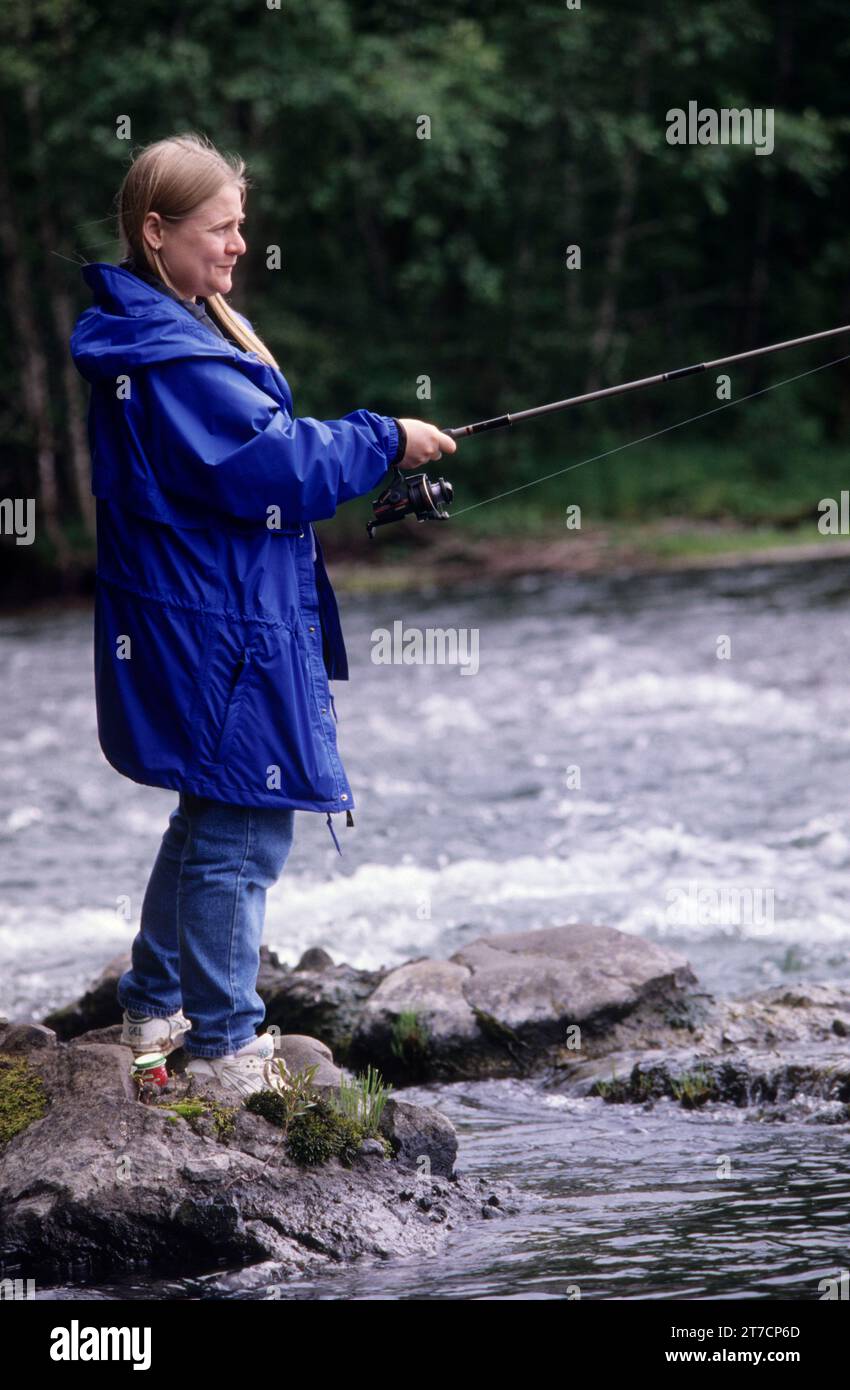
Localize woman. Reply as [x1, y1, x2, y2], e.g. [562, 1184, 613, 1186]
[70, 131, 457, 1098]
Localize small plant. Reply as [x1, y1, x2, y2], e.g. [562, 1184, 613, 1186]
[594, 1061, 627, 1101]
[287, 1104, 338, 1166]
[594, 1062, 658, 1103]
[209, 1099, 238, 1139]
[244, 1060, 393, 1168]
[241, 1059, 323, 1171]
[244, 1060, 321, 1130]
[633, 1069, 659, 1101]
[332, 1064, 392, 1137]
[389, 1010, 431, 1065]
[243, 1089, 289, 1127]
[669, 1066, 716, 1108]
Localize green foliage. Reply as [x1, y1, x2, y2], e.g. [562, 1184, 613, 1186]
[669, 1067, 717, 1108]
[160, 1095, 238, 1138]
[243, 1089, 289, 1127]
[333, 1063, 392, 1135]
[595, 1061, 716, 1106]
[243, 1060, 320, 1131]
[4, 0, 850, 575]
[244, 1060, 393, 1165]
[389, 1010, 431, 1066]
[287, 1096, 367, 1168]
[163, 1099, 208, 1123]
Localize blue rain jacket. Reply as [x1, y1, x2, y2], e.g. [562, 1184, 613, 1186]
[69, 262, 401, 852]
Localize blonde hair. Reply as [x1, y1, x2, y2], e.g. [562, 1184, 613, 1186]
[116, 131, 279, 369]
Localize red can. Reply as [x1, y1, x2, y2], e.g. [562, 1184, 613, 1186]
[131, 1051, 169, 1088]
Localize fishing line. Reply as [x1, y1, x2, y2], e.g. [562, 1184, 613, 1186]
[448, 351, 850, 519]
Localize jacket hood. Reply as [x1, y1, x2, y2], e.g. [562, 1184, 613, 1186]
[69, 262, 256, 382]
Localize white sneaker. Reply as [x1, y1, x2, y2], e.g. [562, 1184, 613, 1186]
[121, 1008, 192, 1056]
[185, 1032, 289, 1100]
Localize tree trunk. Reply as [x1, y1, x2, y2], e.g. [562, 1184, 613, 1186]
[0, 112, 70, 567]
[583, 29, 654, 393]
[21, 77, 95, 536]
[743, 0, 793, 349]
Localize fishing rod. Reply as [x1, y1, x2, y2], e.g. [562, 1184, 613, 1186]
[366, 322, 850, 537]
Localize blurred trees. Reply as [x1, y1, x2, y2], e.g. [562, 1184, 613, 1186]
[2, 0, 850, 584]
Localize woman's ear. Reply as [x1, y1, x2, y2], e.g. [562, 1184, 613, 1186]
[141, 210, 164, 254]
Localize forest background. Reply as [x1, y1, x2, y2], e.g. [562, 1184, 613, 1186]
[2, 0, 849, 600]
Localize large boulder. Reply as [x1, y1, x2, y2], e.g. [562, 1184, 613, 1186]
[349, 924, 701, 1080]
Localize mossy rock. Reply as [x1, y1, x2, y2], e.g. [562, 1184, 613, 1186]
[0, 1052, 49, 1146]
[243, 1090, 289, 1127]
[287, 1098, 366, 1168]
[244, 1088, 389, 1167]
[159, 1096, 238, 1140]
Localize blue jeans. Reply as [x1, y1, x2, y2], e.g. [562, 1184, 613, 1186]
[117, 792, 295, 1058]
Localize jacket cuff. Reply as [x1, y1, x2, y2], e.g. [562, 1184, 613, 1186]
[390, 418, 407, 466]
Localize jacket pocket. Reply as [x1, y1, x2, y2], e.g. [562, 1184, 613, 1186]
[213, 646, 254, 763]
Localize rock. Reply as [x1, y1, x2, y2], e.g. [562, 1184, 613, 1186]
[294, 947, 335, 972]
[552, 981, 850, 1120]
[269, 1033, 339, 1089]
[0, 1032, 520, 1284]
[37, 927, 849, 1102]
[350, 924, 699, 1081]
[258, 951, 388, 1063]
[0, 1023, 58, 1052]
[42, 953, 130, 1040]
[380, 1099, 458, 1178]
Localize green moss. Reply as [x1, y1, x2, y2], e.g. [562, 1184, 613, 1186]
[472, 1007, 521, 1047]
[244, 1090, 289, 1126]
[208, 1099, 238, 1139]
[287, 1108, 337, 1166]
[0, 1052, 49, 1146]
[158, 1095, 237, 1138]
[163, 1099, 208, 1123]
[248, 1089, 372, 1167]
[287, 1095, 366, 1168]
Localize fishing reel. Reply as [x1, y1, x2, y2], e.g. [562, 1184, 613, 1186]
[366, 462, 454, 539]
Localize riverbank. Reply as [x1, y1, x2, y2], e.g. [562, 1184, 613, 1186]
[324, 517, 850, 596]
[4, 518, 850, 613]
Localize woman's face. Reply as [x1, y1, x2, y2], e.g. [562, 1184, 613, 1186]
[144, 182, 247, 301]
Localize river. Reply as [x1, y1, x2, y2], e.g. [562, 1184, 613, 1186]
[2, 554, 849, 1298]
